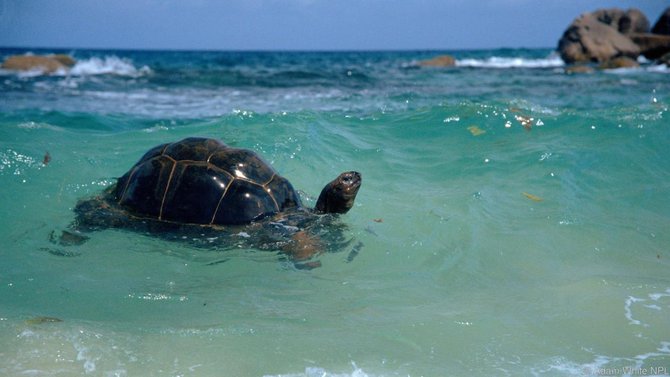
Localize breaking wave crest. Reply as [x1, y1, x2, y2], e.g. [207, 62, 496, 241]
[66, 56, 152, 77]
[456, 54, 565, 68]
[0, 55, 151, 77]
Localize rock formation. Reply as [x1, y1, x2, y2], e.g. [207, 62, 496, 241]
[651, 8, 670, 35]
[630, 33, 670, 59]
[418, 55, 456, 67]
[558, 12, 640, 64]
[558, 7, 670, 64]
[658, 52, 670, 67]
[1, 54, 76, 74]
[592, 8, 649, 35]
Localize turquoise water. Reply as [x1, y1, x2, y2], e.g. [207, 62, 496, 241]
[1, 48, 669, 376]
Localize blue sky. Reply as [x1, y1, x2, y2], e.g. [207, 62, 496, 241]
[0, 0, 667, 50]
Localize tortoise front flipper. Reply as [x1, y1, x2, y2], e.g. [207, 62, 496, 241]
[283, 230, 322, 269]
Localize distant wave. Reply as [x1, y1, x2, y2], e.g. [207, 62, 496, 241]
[0, 55, 151, 77]
[456, 55, 565, 69]
[65, 56, 152, 77]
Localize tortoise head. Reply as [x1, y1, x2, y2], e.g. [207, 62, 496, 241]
[315, 171, 362, 214]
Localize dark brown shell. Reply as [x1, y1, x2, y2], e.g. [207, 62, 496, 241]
[114, 137, 300, 225]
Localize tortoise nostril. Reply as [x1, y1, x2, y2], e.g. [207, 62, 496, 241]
[341, 171, 360, 185]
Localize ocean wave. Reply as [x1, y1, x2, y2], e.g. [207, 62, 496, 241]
[66, 56, 152, 77]
[0, 55, 151, 77]
[456, 55, 565, 69]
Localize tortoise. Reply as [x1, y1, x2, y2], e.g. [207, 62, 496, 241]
[61, 137, 362, 266]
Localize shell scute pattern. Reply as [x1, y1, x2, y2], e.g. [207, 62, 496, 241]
[212, 179, 279, 224]
[161, 163, 234, 224]
[208, 147, 276, 185]
[164, 137, 222, 161]
[116, 155, 175, 218]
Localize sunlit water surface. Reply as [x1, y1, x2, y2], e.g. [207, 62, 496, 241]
[1, 48, 669, 376]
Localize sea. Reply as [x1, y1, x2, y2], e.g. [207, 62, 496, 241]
[0, 48, 669, 377]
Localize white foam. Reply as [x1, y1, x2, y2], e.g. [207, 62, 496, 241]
[649, 288, 670, 301]
[456, 54, 565, 69]
[6, 324, 132, 376]
[74, 338, 98, 374]
[16, 121, 62, 131]
[264, 363, 371, 377]
[16, 68, 49, 78]
[0, 55, 151, 78]
[602, 64, 670, 75]
[67, 56, 152, 77]
[542, 345, 670, 377]
[646, 64, 670, 73]
[624, 296, 645, 326]
[539, 288, 670, 376]
[624, 288, 670, 328]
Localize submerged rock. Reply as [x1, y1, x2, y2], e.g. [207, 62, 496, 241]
[25, 316, 63, 325]
[564, 64, 595, 74]
[1, 54, 76, 73]
[598, 56, 640, 69]
[419, 55, 456, 67]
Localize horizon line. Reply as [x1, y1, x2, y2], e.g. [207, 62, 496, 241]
[0, 45, 558, 54]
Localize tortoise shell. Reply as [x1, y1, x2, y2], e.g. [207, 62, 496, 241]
[114, 137, 301, 225]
